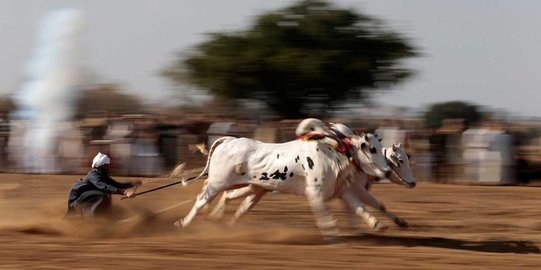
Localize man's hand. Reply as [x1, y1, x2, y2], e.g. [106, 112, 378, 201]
[123, 188, 137, 198]
[131, 180, 143, 187]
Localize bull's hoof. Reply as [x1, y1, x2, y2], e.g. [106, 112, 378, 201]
[323, 235, 347, 245]
[173, 220, 183, 228]
[226, 219, 238, 227]
[205, 214, 223, 222]
[394, 218, 409, 228]
[374, 222, 389, 232]
[206, 209, 225, 222]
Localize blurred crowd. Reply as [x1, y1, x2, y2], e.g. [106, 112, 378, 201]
[0, 112, 538, 184]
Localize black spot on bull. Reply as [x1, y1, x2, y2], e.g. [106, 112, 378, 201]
[277, 154, 280, 159]
[270, 170, 287, 180]
[289, 172, 294, 177]
[295, 155, 300, 163]
[284, 166, 288, 172]
[259, 172, 270, 180]
[306, 157, 314, 170]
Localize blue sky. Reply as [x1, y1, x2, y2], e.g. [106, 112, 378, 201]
[2, 0, 541, 116]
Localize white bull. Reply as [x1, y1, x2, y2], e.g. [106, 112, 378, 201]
[344, 143, 415, 228]
[176, 133, 390, 238]
[210, 143, 416, 229]
[209, 123, 416, 230]
[317, 122, 416, 228]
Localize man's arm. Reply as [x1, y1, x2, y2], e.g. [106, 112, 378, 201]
[106, 176, 141, 189]
[88, 174, 125, 195]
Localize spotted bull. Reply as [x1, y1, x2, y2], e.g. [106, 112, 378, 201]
[176, 133, 390, 239]
[210, 123, 416, 230]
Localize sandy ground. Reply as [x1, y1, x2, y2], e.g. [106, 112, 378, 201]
[1, 173, 541, 269]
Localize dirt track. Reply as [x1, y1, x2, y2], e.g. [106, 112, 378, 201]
[1, 173, 541, 269]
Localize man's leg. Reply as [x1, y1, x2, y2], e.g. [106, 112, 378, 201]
[72, 190, 111, 218]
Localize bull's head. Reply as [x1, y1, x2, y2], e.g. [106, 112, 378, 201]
[350, 133, 390, 179]
[384, 143, 416, 188]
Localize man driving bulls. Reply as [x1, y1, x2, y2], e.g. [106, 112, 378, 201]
[66, 152, 141, 218]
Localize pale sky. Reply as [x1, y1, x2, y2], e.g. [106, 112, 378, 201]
[1, 0, 541, 116]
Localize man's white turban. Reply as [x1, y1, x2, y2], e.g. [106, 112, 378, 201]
[92, 152, 110, 168]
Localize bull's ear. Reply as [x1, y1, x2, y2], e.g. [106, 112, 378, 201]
[378, 138, 382, 142]
[364, 134, 369, 141]
[392, 144, 397, 151]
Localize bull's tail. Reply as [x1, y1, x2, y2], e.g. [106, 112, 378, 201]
[181, 136, 235, 186]
[189, 143, 209, 156]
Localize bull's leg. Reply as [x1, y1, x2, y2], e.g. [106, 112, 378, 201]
[227, 186, 267, 226]
[305, 185, 340, 239]
[350, 180, 408, 227]
[209, 185, 254, 220]
[175, 183, 219, 228]
[340, 189, 386, 231]
[343, 200, 361, 229]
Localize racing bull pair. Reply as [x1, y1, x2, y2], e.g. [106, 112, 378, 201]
[177, 118, 416, 239]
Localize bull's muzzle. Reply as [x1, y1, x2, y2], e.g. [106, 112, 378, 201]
[384, 169, 392, 178]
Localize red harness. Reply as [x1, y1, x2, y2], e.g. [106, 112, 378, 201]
[334, 137, 352, 157]
[336, 137, 362, 171]
[296, 133, 328, 141]
[297, 134, 359, 170]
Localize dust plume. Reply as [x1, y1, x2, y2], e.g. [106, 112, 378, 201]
[12, 9, 85, 173]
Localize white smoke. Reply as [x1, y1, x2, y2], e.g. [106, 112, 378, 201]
[13, 9, 85, 173]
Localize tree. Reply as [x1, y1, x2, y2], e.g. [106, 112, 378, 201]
[163, 0, 418, 118]
[75, 84, 145, 118]
[423, 101, 482, 129]
[0, 96, 15, 114]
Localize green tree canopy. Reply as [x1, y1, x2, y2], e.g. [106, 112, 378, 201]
[423, 101, 482, 129]
[0, 96, 15, 114]
[163, 0, 418, 118]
